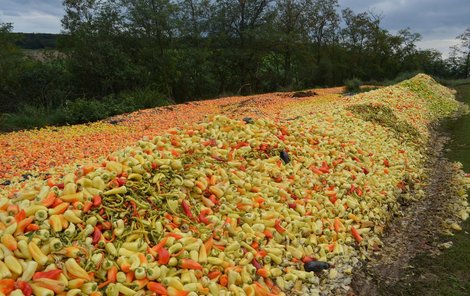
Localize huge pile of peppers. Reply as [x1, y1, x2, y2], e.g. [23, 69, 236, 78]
[0, 74, 469, 296]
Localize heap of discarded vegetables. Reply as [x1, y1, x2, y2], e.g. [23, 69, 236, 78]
[0, 74, 469, 296]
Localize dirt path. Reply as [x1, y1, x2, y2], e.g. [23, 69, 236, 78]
[351, 125, 467, 295]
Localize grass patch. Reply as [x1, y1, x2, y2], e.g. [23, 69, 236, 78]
[438, 78, 470, 88]
[347, 104, 420, 139]
[394, 219, 470, 296]
[442, 83, 470, 171]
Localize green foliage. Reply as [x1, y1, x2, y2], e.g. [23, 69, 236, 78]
[437, 78, 470, 87]
[14, 33, 60, 49]
[0, 88, 170, 131]
[61, 89, 170, 125]
[0, 105, 65, 131]
[442, 83, 470, 171]
[62, 98, 110, 124]
[0, 23, 25, 112]
[18, 58, 72, 108]
[344, 78, 362, 93]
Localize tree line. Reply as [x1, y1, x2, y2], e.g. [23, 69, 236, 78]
[1, 0, 469, 119]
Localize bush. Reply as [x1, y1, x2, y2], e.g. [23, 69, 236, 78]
[0, 88, 171, 131]
[344, 78, 362, 93]
[116, 88, 172, 110]
[0, 104, 64, 131]
[62, 98, 110, 124]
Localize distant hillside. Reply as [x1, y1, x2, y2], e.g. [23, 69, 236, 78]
[13, 33, 62, 49]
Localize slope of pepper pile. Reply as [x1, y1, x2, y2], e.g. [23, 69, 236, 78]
[0, 74, 469, 296]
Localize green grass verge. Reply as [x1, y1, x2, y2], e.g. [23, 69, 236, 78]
[393, 83, 470, 296]
[396, 219, 470, 296]
[444, 83, 470, 171]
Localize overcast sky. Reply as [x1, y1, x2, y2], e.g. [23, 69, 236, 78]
[1, 0, 469, 57]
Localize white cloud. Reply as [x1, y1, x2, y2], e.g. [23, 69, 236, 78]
[1, 11, 61, 33]
[416, 39, 461, 58]
[0, 0, 63, 33]
[371, 0, 407, 15]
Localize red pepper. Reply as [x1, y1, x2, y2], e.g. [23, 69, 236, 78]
[130, 201, 139, 217]
[181, 200, 193, 219]
[15, 209, 26, 222]
[383, 159, 390, 167]
[329, 194, 337, 204]
[259, 143, 269, 151]
[301, 256, 316, 263]
[235, 141, 249, 149]
[0, 279, 14, 295]
[274, 219, 286, 233]
[157, 247, 170, 265]
[252, 258, 262, 269]
[92, 227, 102, 244]
[116, 177, 126, 186]
[92, 195, 102, 207]
[273, 176, 282, 183]
[198, 209, 211, 225]
[208, 194, 219, 205]
[166, 232, 183, 239]
[356, 188, 363, 196]
[203, 139, 217, 147]
[349, 184, 356, 194]
[362, 167, 369, 175]
[32, 269, 62, 280]
[147, 282, 168, 295]
[319, 161, 330, 173]
[351, 226, 363, 243]
[16, 280, 32, 296]
[180, 259, 203, 270]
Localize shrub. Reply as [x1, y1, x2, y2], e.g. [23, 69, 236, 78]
[344, 78, 362, 93]
[63, 98, 111, 124]
[0, 104, 64, 131]
[0, 88, 172, 131]
[117, 88, 172, 110]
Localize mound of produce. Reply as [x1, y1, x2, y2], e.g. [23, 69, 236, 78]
[0, 87, 341, 183]
[0, 74, 468, 296]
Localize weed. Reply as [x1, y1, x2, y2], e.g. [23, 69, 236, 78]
[347, 103, 421, 139]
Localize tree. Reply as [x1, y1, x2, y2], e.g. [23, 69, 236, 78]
[305, 0, 339, 64]
[452, 28, 470, 78]
[177, 0, 211, 44]
[274, 0, 308, 86]
[121, 0, 179, 96]
[62, 0, 139, 97]
[0, 22, 25, 112]
[211, 0, 275, 93]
